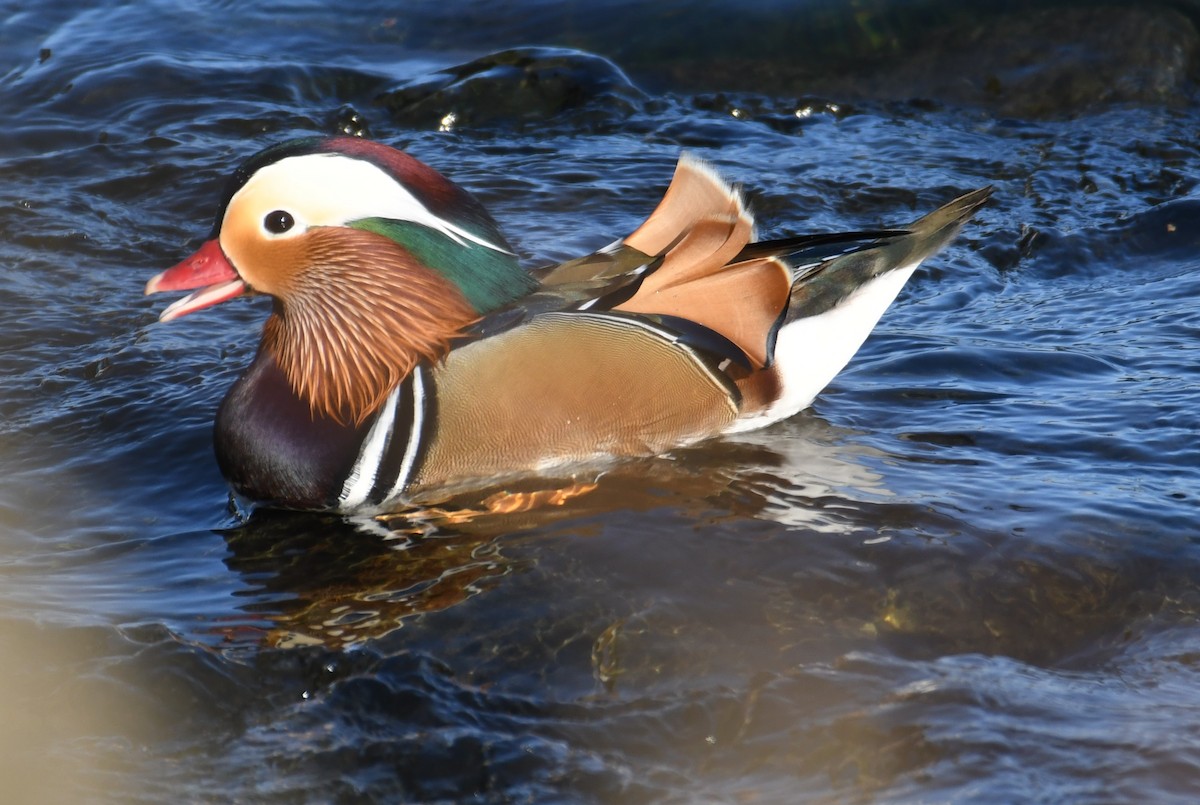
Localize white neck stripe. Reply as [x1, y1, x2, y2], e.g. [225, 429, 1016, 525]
[338, 384, 400, 508]
[389, 366, 427, 501]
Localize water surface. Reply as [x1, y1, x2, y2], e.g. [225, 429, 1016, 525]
[2, 1, 1200, 801]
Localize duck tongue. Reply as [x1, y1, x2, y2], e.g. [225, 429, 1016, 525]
[145, 239, 246, 322]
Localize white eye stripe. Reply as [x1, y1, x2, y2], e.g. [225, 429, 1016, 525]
[229, 152, 511, 254]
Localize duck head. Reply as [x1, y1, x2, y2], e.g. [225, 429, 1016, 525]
[146, 136, 536, 424]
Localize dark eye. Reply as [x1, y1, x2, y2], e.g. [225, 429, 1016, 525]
[263, 210, 295, 235]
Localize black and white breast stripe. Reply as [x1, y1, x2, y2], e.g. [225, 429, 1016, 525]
[337, 366, 434, 510]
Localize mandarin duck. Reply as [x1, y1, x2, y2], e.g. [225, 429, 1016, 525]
[146, 136, 989, 513]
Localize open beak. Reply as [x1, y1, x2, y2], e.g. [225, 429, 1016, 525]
[145, 239, 246, 322]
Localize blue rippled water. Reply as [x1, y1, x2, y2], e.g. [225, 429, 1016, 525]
[2, 1, 1200, 802]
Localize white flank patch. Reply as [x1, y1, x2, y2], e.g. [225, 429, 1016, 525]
[725, 261, 920, 434]
[230, 153, 511, 253]
[339, 384, 400, 509]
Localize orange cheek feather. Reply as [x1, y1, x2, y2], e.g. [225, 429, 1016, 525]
[221, 218, 311, 298]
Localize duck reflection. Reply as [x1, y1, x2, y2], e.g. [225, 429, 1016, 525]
[217, 506, 521, 649]
[214, 415, 890, 649]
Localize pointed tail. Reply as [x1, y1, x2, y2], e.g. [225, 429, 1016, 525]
[789, 187, 992, 320]
[729, 187, 992, 430]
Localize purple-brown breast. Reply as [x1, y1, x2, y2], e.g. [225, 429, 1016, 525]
[215, 348, 370, 509]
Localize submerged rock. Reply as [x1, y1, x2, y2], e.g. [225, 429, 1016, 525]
[634, 5, 1200, 117]
[865, 5, 1199, 116]
[372, 3, 1200, 118]
[376, 46, 645, 130]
